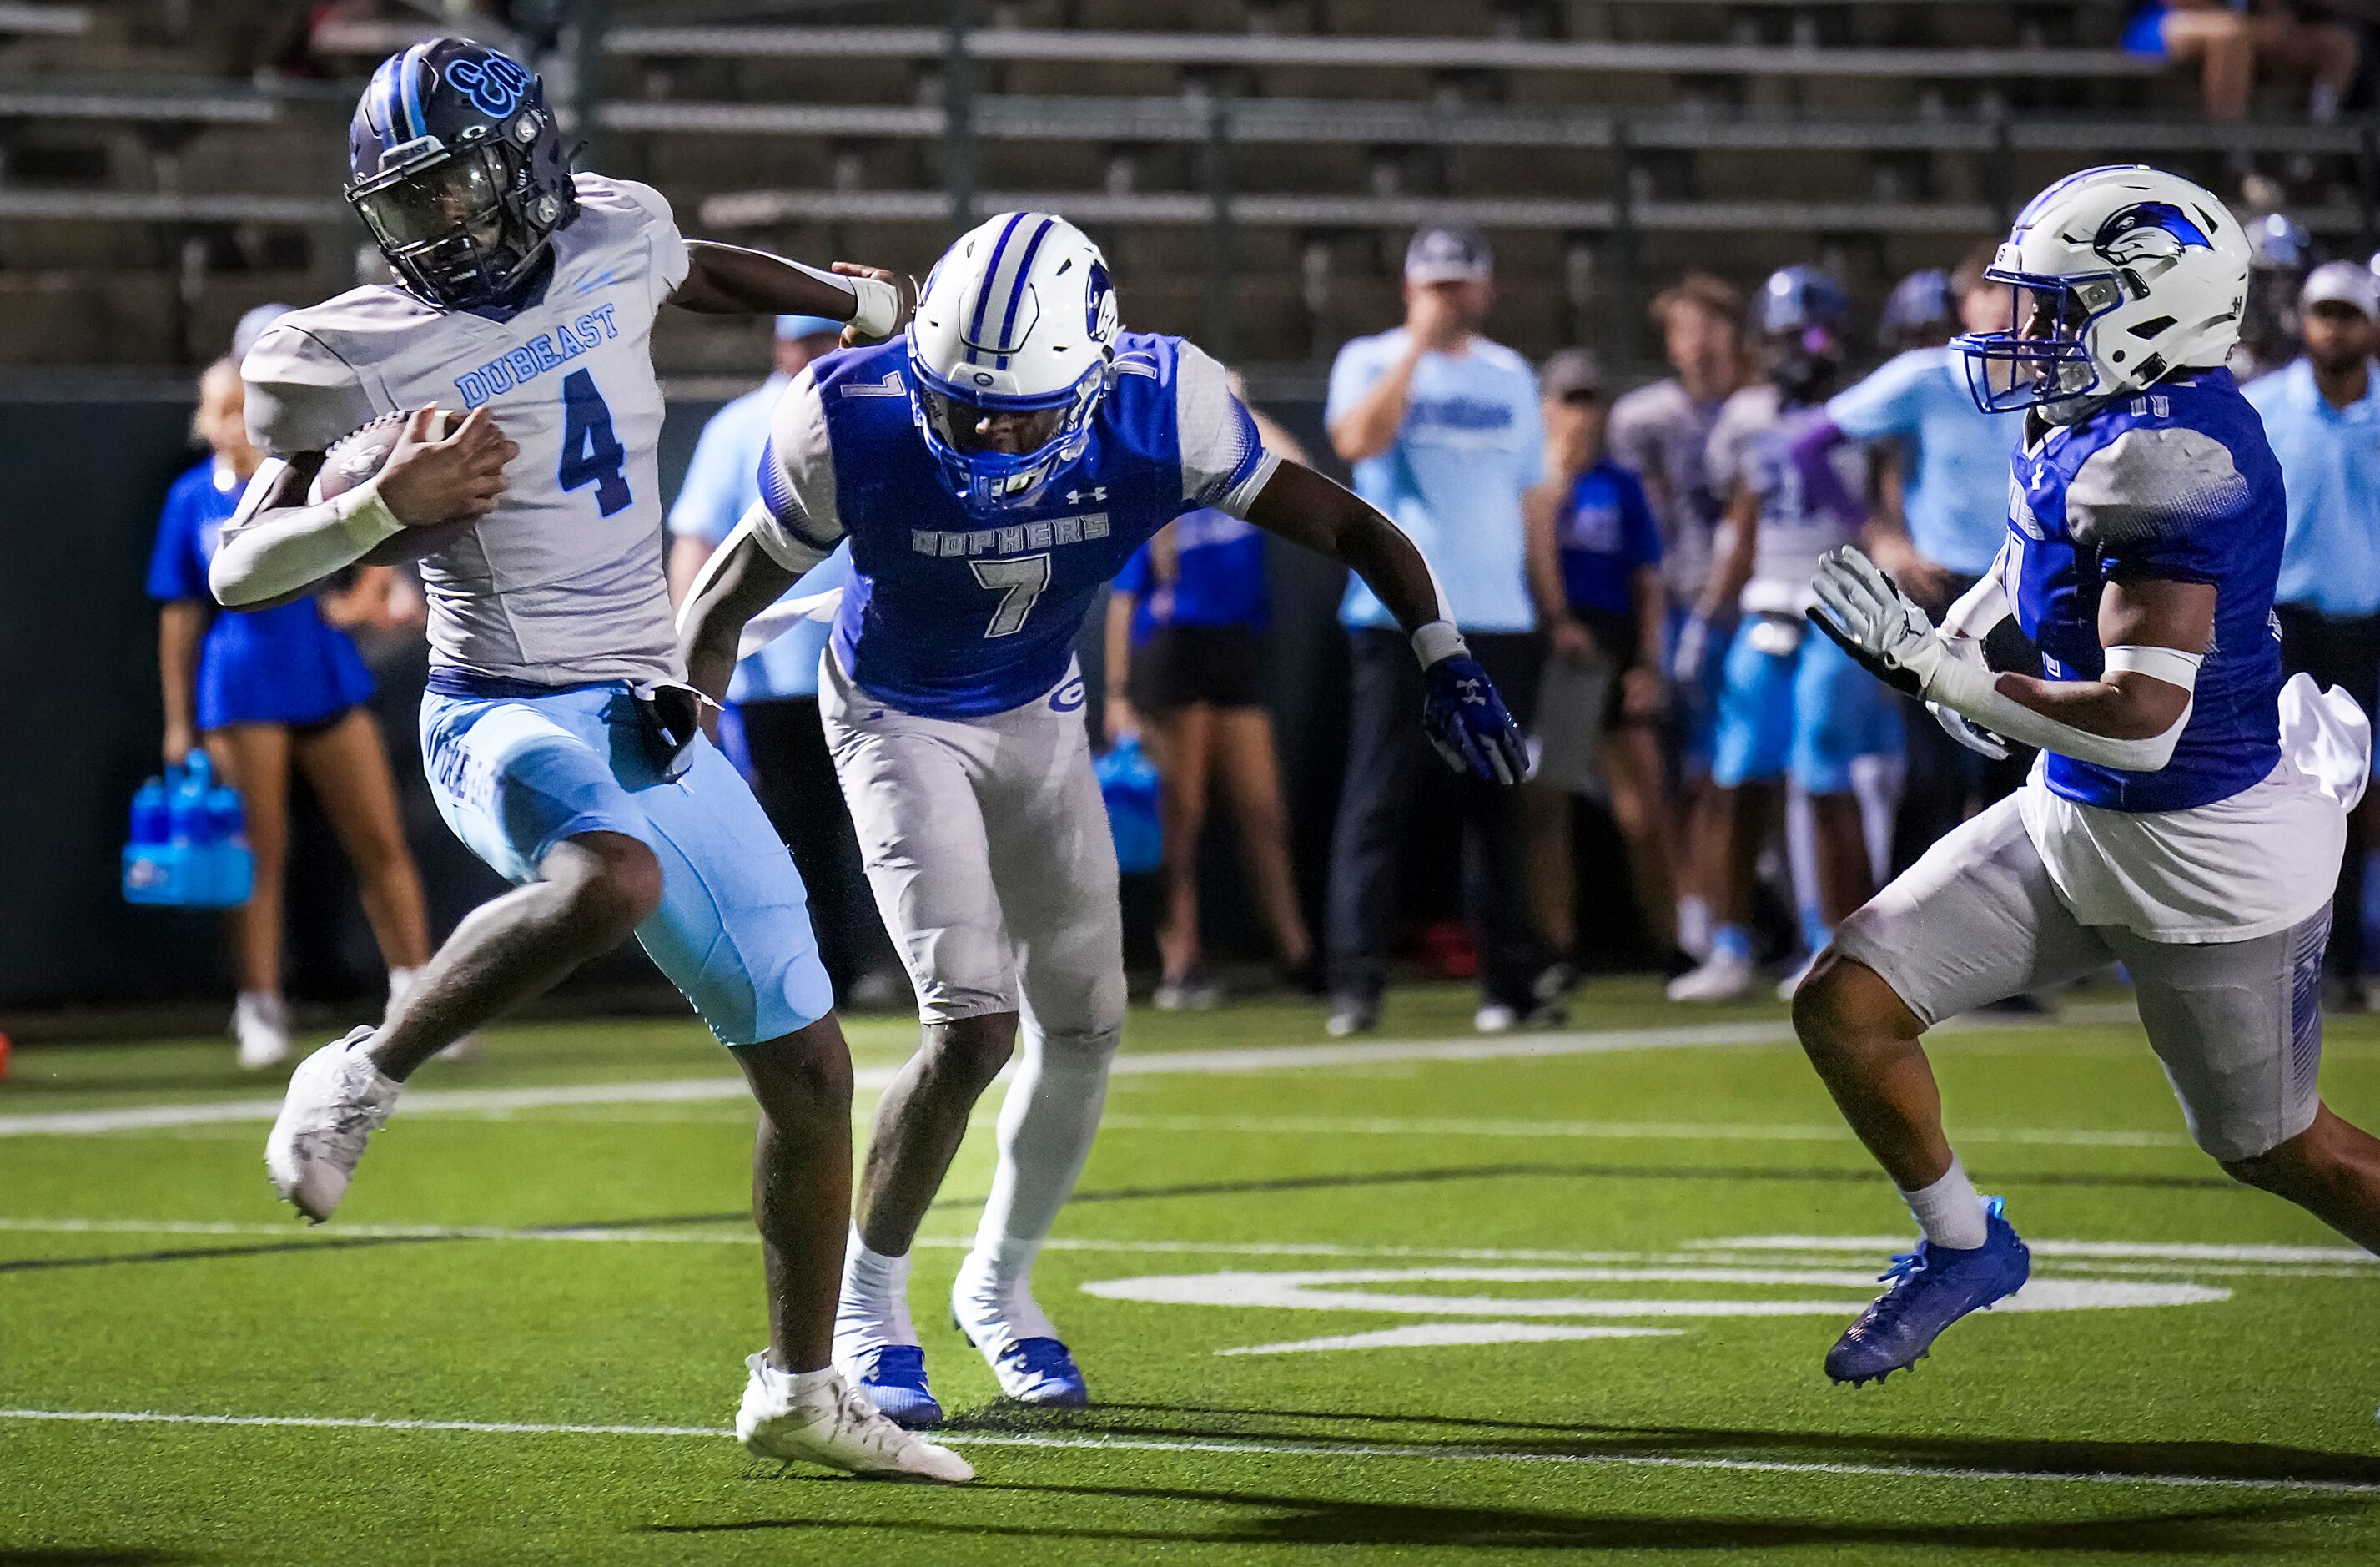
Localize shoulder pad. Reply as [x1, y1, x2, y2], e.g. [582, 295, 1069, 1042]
[2066, 426, 2249, 548]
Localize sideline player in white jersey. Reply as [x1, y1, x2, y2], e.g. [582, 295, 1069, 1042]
[1795, 166, 2380, 1392]
[207, 39, 966, 1481]
[677, 212, 1530, 1425]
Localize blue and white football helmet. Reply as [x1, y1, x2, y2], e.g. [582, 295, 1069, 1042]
[1955, 165, 2250, 420]
[906, 211, 1120, 511]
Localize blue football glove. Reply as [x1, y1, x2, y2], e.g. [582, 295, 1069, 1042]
[1422, 653, 1528, 785]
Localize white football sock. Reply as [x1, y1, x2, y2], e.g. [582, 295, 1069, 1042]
[834, 1227, 918, 1355]
[965, 1021, 1115, 1337]
[1900, 1156, 1990, 1250]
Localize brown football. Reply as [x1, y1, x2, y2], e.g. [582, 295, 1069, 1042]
[310, 409, 480, 566]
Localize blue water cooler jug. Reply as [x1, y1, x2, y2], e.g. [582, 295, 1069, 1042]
[1094, 738, 1164, 875]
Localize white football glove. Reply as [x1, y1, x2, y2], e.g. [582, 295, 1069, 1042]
[1807, 546, 1951, 698]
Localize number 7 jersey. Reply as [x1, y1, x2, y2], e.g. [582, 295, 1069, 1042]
[239, 174, 688, 686]
[750, 332, 1277, 718]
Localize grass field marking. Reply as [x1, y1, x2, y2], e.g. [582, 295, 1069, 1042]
[0, 1019, 1799, 1137]
[6, 1407, 2377, 1499]
[1093, 1112, 2193, 1150]
[1080, 1265, 2227, 1320]
[1215, 1323, 1684, 1354]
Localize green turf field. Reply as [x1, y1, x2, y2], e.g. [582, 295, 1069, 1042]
[4, 980, 2378, 1564]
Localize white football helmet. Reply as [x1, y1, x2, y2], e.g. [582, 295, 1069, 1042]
[1955, 165, 2249, 421]
[906, 210, 1120, 510]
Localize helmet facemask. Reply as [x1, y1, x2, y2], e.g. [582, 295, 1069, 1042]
[1955, 269, 2127, 417]
[349, 134, 567, 310]
[908, 340, 1107, 511]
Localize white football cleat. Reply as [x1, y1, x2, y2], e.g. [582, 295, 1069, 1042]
[264, 1027, 400, 1223]
[1666, 945, 1754, 1003]
[737, 1356, 972, 1482]
[234, 992, 292, 1071]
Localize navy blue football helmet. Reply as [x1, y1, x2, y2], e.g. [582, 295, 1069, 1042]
[346, 38, 576, 310]
[1758, 264, 1849, 404]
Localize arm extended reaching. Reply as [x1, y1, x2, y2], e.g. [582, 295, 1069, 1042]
[669, 243, 907, 342]
[1241, 459, 1527, 784]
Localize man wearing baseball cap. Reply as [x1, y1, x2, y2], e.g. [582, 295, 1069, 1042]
[665, 314, 903, 1009]
[2245, 259, 2380, 1007]
[1323, 226, 1552, 1035]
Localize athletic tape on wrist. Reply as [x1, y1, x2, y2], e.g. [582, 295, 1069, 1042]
[332, 479, 404, 550]
[1411, 620, 1469, 668]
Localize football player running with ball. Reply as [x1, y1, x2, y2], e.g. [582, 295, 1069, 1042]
[679, 212, 1528, 1425]
[1799, 166, 2380, 1389]
[210, 39, 968, 1481]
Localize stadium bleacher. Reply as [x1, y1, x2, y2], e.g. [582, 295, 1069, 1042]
[2, 0, 2372, 378]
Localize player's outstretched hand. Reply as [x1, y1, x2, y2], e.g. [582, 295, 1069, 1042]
[379, 405, 516, 527]
[832, 262, 913, 346]
[1807, 545, 1949, 699]
[1422, 653, 1528, 785]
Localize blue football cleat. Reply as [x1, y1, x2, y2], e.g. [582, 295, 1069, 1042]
[1825, 1196, 2030, 1386]
[846, 1343, 944, 1429]
[986, 1336, 1090, 1410]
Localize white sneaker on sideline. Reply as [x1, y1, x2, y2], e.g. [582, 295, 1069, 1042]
[264, 1027, 399, 1223]
[1474, 1003, 1517, 1033]
[1666, 946, 1754, 1003]
[434, 1034, 483, 1063]
[234, 992, 292, 1071]
[736, 1356, 972, 1482]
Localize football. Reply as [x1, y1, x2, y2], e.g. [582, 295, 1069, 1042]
[309, 409, 480, 566]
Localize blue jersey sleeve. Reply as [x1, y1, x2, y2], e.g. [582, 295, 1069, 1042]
[1826, 351, 1930, 442]
[1615, 468, 1663, 571]
[144, 468, 213, 603]
[1113, 542, 1154, 598]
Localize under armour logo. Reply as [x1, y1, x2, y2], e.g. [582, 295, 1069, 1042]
[1064, 486, 1109, 505]
[1457, 678, 1486, 706]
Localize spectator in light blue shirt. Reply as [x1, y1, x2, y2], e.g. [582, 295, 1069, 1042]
[1319, 226, 1551, 1037]
[665, 314, 900, 1008]
[2243, 259, 2380, 1000]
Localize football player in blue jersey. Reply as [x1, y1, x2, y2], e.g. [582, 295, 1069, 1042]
[678, 212, 1529, 1425]
[1796, 166, 2380, 1389]
[209, 39, 969, 1479]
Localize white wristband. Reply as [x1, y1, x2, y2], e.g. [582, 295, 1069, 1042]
[1411, 620, 1468, 668]
[847, 275, 901, 340]
[331, 478, 405, 552]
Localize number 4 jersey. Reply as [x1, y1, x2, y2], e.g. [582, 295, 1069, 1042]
[239, 173, 687, 686]
[749, 332, 1278, 719]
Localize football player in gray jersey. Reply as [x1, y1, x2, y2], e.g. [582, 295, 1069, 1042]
[209, 38, 969, 1482]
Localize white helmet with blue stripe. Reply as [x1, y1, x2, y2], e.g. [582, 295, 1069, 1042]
[907, 211, 1120, 510]
[1955, 165, 2249, 421]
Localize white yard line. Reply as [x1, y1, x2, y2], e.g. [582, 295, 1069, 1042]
[3, 1406, 2375, 1498]
[2, 1221, 2365, 1280]
[0, 1020, 1796, 1137]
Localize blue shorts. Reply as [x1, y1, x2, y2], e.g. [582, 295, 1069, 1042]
[1667, 607, 1728, 773]
[419, 683, 833, 1048]
[1710, 617, 1903, 794]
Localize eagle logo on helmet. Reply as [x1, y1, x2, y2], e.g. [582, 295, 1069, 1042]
[2091, 202, 2213, 269]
